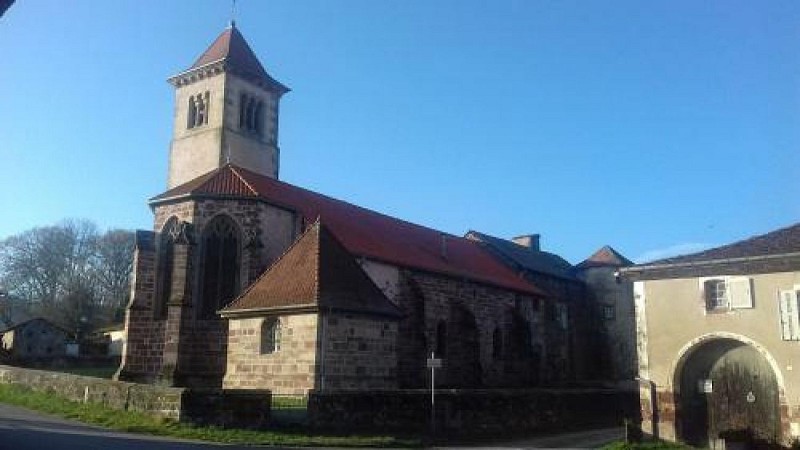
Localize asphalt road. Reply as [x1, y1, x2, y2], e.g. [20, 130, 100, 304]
[0, 401, 623, 449]
[0, 403, 262, 450]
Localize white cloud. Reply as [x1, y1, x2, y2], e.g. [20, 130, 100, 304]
[635, 242, 713, 264]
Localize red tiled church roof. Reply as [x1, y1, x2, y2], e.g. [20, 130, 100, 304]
[186, 25, 288, 93]
[152, 165, 545, 297]
[221, 221, 403, 317]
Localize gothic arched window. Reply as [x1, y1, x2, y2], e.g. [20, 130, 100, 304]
[261, 318, 281, 354]
[238, 92, 264, 137]
[156, 217, 178, 319]
[200, 215, 240, 319]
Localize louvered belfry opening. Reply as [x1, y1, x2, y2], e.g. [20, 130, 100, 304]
[200, 215, 241, 318]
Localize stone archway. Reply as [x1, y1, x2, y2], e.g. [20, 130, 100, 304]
[674, 337, 781, 448]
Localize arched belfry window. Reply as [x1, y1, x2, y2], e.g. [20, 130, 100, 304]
[187, 92, 210, 129]
[156, 218, 178, 319]
[261, 318, 281, 354]
[238, 92, 264, 137]
[200, 215, 240, 318]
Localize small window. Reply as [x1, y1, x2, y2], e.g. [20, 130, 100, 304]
[704, 279, 728, 310]
[435, 321, 447, 358]
[779, 290, 800, 341]
[492, 327, 503, 360]
[703, 277, 753, 311]
[260, 318, 281, 354]
[603, 305, 615, 320]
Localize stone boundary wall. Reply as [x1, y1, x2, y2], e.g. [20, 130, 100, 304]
[0, 365, 270, 427]
[309, 388, 639, 434]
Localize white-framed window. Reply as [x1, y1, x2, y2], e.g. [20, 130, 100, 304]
[778, 288, 800, 341]
[700, 276, 753, 311]
[260, 317, 281, 354]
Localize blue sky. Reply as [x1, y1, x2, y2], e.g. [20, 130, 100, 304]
[1, 1, 798, 263]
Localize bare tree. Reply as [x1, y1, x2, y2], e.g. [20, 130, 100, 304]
[0, 220, 134, 334]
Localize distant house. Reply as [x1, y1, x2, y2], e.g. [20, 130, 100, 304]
[620, 222, 800, 449]
[0, 318, 70, 361]
[90, 324, 126, 357]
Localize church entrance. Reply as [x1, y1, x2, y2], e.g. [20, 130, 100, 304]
[676, 338, 780, 449]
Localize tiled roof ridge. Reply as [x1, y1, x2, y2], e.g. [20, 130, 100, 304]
[222, 220, 320, 311]
[227, 164, 260, 196]
[311, 217, 322, 304]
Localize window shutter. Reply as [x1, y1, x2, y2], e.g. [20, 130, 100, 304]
[779, 290, 800, 341]
[729, 278, 753, 309]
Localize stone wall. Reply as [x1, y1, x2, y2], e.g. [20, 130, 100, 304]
[0, 365, 269, 427]
[308, 388, 639, 434]
[224, 314, 318, 395]
[320, 312, 398, 391]
[402, 270, 558, 388]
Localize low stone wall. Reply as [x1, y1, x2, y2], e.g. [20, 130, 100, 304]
[0, 365, 269, 427]
[309, 388, 639, 434]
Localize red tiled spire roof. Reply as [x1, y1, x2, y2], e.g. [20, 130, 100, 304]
[221, 221, 403, 317]
[151, 165, 546, 297]
[186, 25, 288, 93]
[576, 245, 633, 269]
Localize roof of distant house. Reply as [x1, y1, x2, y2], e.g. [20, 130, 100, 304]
[0, 317, 70, 335]
[641, 222, 800, 266]
[465, 231, 577, 281]
[151, 164, 545, 297]
[576, 245, 633, 269]
[222, 221, 403, 318]
[620, 222, 800, 280]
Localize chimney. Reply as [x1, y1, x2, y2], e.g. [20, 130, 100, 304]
[511, 234, 540, 251]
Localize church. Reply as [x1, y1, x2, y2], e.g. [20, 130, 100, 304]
[116, 23, 634, 395]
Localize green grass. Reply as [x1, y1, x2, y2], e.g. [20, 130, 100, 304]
[601, 440, 695, 450]
[0, 383, 419, 447]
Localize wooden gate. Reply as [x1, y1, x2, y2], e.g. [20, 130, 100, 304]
[678, 339, 780, 448]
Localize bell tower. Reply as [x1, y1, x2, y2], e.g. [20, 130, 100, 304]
[166, 23, 289, 188]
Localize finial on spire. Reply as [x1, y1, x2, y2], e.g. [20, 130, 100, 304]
[229, 0, 237, 28]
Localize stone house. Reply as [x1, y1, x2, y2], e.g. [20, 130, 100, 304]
[0, 318, 70, 361]
[116, 23, 635, 395]
[619, 222, 800, 448]
[575, 246, 637, 383]
[466, 233, 636, 384]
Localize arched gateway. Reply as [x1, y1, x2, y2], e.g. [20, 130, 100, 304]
[673, 336, 782, 448]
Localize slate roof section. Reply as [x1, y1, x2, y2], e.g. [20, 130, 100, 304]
[465, 231, 577, 281]
[576, 245, 633, 269]
[184, 25, 289, 93]
[642, 222, 800, 266]
[221, 221, 403, 318]
[151, 165, 545, 297]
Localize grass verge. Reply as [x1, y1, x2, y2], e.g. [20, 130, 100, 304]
[0, 383, 419, 447]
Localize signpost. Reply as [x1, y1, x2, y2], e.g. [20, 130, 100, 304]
[427, 352, 442, 435]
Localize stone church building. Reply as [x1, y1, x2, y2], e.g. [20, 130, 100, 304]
[116, 24, 633, 394]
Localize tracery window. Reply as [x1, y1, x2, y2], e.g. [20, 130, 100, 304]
[199, 215, 240, 319]
[187, 91, 210, 129]
[261, 318, 281, 354]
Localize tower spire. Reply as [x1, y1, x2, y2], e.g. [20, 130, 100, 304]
[229, 0, 237, 28]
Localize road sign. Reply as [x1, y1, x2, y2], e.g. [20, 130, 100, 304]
[427, 357, 442, 369]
